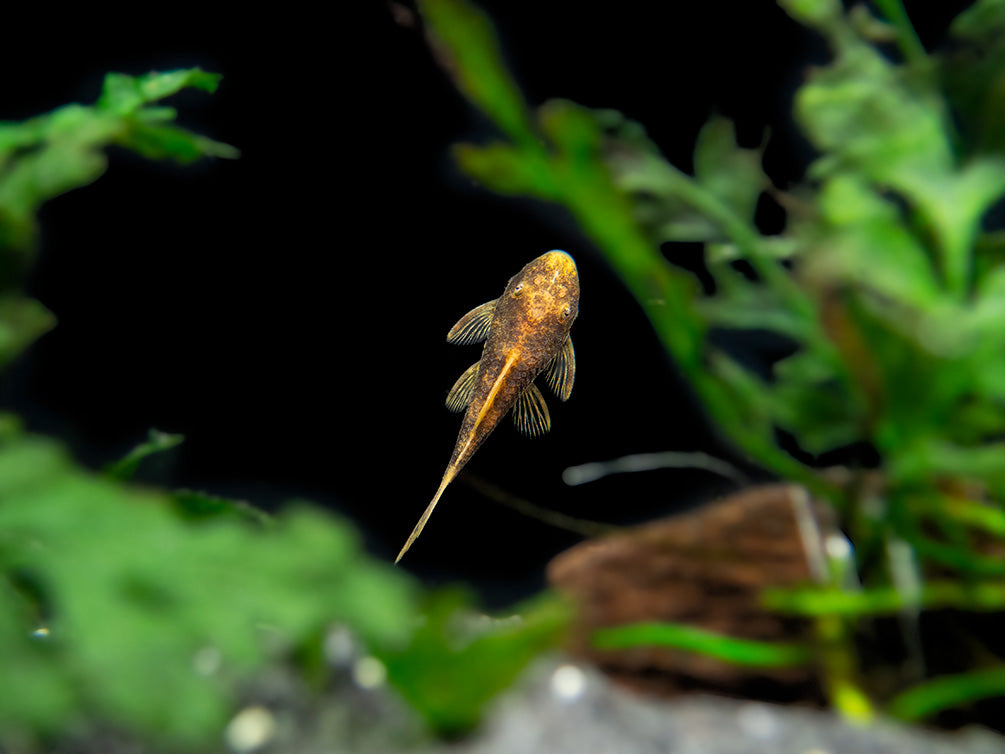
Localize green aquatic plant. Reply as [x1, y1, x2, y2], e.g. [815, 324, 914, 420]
[417, 0, 1005, 726]
[0, 424, 417, 745]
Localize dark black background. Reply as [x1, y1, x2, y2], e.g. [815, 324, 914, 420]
[0, 2, 971, 604]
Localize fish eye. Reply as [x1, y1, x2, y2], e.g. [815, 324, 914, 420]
[563, 307, 571, 318]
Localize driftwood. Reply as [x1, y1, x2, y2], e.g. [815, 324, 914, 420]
[547, 483, 835, 703]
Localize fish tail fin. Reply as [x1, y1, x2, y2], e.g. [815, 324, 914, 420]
[395, 469, 456, 564]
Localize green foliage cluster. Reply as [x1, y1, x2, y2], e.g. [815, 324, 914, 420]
[0, 69, 565, 749]
[0, 424, 416, 746]
[382, 590, 568, 733]
[418, 0, 1005, 726]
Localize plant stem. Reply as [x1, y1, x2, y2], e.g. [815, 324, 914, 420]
[814, 613, 875, 723]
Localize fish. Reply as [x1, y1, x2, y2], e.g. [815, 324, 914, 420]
[395, 250, 580, 563]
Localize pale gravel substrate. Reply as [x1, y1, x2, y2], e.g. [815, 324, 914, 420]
[266, 655, 1005, 754]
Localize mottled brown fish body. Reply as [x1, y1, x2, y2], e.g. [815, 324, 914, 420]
[448, 252, 580, 473]
[396, 250, 579, 563]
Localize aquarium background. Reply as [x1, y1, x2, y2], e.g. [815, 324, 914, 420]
[0, 1, 974, 605]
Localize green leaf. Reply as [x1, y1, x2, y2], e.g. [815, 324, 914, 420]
[778, 0, 842, 27]
[103, 429, 184, 481]
[169, 489, 272, 527]
[764, 580, 1005, 616]
[453, 142, 556, 199]
[593, 621, 812, 668]
[97, 69, 223, 115]
[693, 117, 768, 229]
[889, 665, 1005, 721]
[381, 591, 568, 734]
[117, 122, 239, 162]
[599, 111, 771, 247]
[0, 295, 55, 368]
[417, 0, 536, 147]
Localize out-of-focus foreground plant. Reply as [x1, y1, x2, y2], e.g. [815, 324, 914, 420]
[0, 68, 564, 750]
[417, 0, 1005, 726]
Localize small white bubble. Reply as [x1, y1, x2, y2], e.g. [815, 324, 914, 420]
[225, 706, 275, 752]
[550, 664, 586, 702]
[352, 656, 387, 689]
[825, 533, 852, 560]
[193, 646, 222, 676]
[31, 626, 50, 639]
[738, 703, 779, 740]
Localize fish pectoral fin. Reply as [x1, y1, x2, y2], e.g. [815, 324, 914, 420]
[445, 361, 480, 412]
[512, 383, 551, 438]
[446, 299, 497, 345]
[543, 336, 576, 401]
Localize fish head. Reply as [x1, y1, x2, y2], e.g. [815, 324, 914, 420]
[500, 250, 580, 353]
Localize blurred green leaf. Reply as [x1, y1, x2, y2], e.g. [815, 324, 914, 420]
[169, 488, 273, 527]
[889, 665, 1005, 721]
[778, 0, 842, 27]
[593, 621, 811, 668]
[794, 26, 952, 191]
[0, 68, 237, 264]
[693, 117, 769, 231]
[118, 121, 238, 162]
[381, 591, 568, 734]
[764, 581, 1005, 616]
[453, 142, 556, 199]
[104, 429, 184, 481]
[771, 350, 866, 455]
[417, 0, 537, 147]
[944, 0, 1005, 155]
[802, 174, 941, 306]
[0, 295, 55, 369]
[97, 69, 223, 114]
[0, 583, 75, 734]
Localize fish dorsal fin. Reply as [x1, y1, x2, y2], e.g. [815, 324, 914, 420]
[445, 362, 480, 412]
[512, 383, 551, 438]
[543, 336, 576, 401]
[447, 300, 497, 345]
